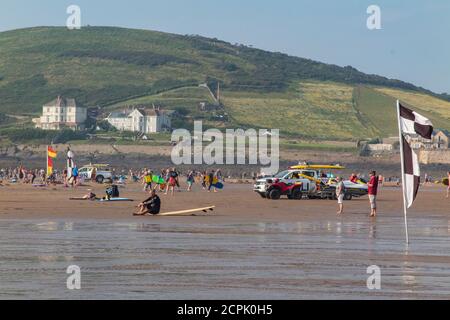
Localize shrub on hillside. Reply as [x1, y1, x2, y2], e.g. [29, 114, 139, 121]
[0, 128, 87, 144]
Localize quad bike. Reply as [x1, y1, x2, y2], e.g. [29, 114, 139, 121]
[265, 180, 304, 200]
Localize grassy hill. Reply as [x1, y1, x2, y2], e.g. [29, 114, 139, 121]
[0, 26, 449, 142]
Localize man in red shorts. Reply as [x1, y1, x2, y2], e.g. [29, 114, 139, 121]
[368, 171, 379, 217]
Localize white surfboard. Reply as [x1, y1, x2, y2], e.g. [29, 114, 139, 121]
[157, 206, 215, 216]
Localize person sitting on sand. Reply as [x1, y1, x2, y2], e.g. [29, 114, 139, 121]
[134, 190, 161, 216]
[82, 191, 97, 200]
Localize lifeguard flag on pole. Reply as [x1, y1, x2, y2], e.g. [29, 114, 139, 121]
[47, 146, 57, 176]
[398, 102, 433, 208]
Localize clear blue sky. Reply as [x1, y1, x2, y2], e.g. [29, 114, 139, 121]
[1, 0, 449, 93]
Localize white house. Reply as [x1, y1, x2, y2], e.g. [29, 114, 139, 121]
[407, 129, 450, 150]
[33, 96, 87, 130]
[106, 107, 171, 134]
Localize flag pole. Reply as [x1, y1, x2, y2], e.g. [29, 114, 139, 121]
[396, 100, 409, 244]
[46, 145, 49, 179]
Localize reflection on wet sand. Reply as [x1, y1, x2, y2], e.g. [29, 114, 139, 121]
[0, 215, 449, 300]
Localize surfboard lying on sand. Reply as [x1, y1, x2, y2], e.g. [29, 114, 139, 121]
[157, 206, 215, 216]
[98, 198, 134, 202]
[70, 197, 134, 202]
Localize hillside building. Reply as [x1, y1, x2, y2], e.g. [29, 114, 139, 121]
[408, 129, 449, 149]
[106, 106, 171, 134]
[33, 96, 87, 130]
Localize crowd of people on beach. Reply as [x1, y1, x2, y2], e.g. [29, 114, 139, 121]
[0, 165, 225, 193]
[128, 167, 225, 195]
[0, 165, 81, 187]
[1, 163, 449, 218]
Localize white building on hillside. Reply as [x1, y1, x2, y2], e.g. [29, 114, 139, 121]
[106, 107, 171, 134]
[33, 96, 87, 130]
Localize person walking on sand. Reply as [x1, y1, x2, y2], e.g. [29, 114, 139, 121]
[71, 165, 79, 187]
[142, 170, 152, 192]
[336, 177, 345, 215]
[165, 167, 178, 196]
[201, 171, 208, 190]
[368, 171, 379, 217]
[186, 170, 195, 192]
[208, 170, 216, 192]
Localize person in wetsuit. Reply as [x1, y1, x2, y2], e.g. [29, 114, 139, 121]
[134, 190, 161, 216]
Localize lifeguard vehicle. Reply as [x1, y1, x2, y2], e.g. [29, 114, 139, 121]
[254, 164, 368, 200]
[78, 164, 113, 183]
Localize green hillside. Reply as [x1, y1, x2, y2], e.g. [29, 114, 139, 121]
[0, 26, 449, 141]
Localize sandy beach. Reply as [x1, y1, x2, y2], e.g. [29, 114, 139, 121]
[0, 181, 447, 222]
[0, 181, 449, 299]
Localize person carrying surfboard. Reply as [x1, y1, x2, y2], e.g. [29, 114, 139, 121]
[134, 190, 161, 216]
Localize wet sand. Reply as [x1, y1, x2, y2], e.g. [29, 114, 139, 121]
[0, 182, 449, 299]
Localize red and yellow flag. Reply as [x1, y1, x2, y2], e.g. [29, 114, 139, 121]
[47, 146, 57, 159]
[47, 146, 57, 176]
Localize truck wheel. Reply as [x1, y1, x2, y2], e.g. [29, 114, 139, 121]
[259, 192, 267, 199]
[291, 189, 302, 200]
[96, 175, 104, 184]
[344, 193, 352, 201]
[268, 189, 281, 200]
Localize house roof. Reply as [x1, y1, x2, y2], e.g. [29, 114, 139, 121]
[108, 111, 131, 119]
[107, 107, 169, 119]
[139, 108, 160, 116]
[44, 96, 78, 108]
[434, 129, 450, 137]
